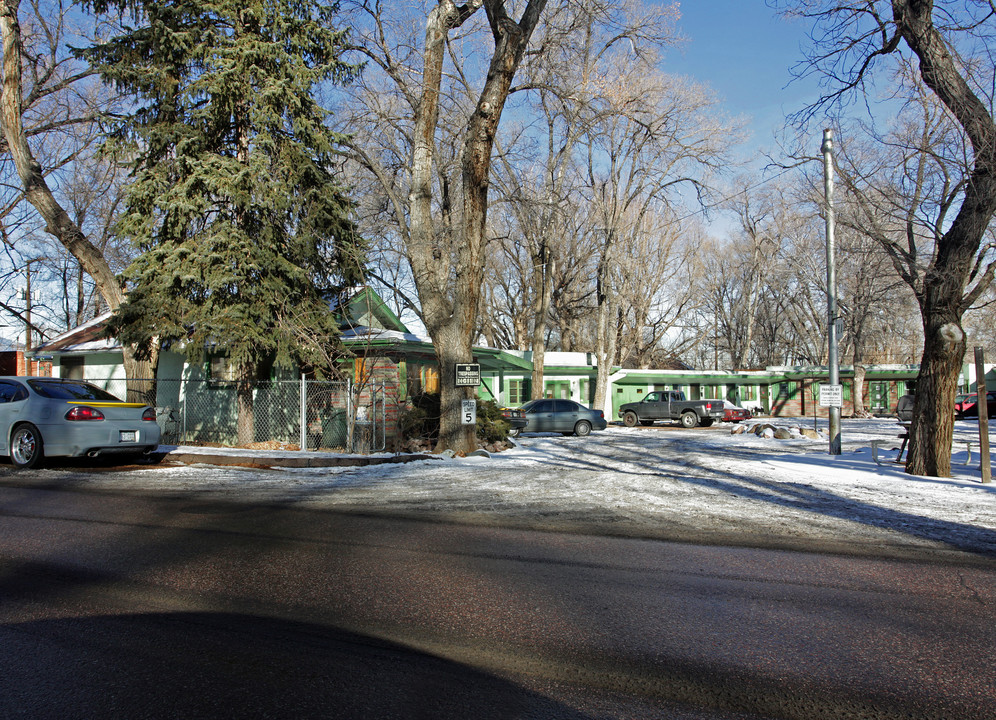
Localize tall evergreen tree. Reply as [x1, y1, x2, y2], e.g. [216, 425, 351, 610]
[78, 0, 366, 443]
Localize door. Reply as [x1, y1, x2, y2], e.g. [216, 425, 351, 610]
[553, 400, 580, 432]
[869, 382, 889, 414]
[527, 399, 557, 432]
[643, 391, 667, 419]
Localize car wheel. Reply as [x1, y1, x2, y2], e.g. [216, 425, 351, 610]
[509, 427, 521, 438]
[679, 412, 698, 429]
[10, 423, 43, 469]
[622, 412, 638, 428]
[574, 420, 592, 437]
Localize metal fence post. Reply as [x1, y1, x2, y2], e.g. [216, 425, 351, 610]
[347, 377, 354, 453]
[300, 375, 307, 451]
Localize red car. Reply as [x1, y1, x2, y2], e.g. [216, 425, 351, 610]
[955, 391, 996, 418]
[721, 401, 751, 422]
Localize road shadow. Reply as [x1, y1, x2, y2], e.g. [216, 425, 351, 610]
[0, 605, 594, 720]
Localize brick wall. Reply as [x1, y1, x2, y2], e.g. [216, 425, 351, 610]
[4, 352, 52, 377]
[770, 378, 906, 418]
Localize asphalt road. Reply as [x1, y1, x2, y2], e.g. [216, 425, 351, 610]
[1, 482, 995, 719]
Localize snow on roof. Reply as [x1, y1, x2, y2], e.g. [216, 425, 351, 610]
[341, 326, 429, 344]
[34, 313, 119, 353]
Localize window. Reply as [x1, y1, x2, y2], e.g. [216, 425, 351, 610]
[405, 363, 423, 396]
[209, 355, 236, 382]
[61, 356, 84, 380]
[544, 380, 570, 399]
[508, 379, 528, 405]
[423, 366, 439, 394]
[28, 379, 121, 401]
[405, 363, 439, 395]
[355, 358, 371, 386]
[0, 380, 27, 403]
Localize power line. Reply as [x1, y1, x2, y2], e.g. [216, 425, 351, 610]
[674, 164, 802, 225]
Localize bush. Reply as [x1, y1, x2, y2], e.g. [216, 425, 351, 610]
[399, 393, 510, 443]
[475, 399, 511, 443]
[400, 392, 441, 441]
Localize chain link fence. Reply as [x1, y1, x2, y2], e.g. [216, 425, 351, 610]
[88, 377, 394, 453]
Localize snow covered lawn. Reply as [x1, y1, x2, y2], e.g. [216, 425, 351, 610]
[27, 416, 996, 561]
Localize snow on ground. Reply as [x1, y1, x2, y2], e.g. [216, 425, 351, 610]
[18, 416, 996, 560]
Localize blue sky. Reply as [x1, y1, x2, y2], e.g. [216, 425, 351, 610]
[664, 2, 820, 153]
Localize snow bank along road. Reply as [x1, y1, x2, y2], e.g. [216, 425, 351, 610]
[2, 418, 995, 563]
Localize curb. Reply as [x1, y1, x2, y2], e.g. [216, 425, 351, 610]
[159, 451, 437, 470]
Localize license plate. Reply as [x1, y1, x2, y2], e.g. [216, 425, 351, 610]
[120, 431, 137, 443]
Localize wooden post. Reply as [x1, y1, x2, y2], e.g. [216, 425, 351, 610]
[974, 347, 991, 483]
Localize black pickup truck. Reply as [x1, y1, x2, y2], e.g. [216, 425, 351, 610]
[619, 390, 725, 428]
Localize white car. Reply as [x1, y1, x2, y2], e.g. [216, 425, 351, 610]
[0, 377, 161, 469]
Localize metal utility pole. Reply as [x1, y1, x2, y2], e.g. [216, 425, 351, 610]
[822, 130, 841, 455]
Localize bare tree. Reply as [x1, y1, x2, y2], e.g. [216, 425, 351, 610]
[580, 68, 736, 413]
[1, 0, 156, 396]
[343, 1, 547, 452]
[486, 0, 686, 399]
[709, 179, 794, 369]
[779, 0, 996, 476]
[612, 207, 705, 368]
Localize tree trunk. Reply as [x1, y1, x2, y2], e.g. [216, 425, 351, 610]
[592, 253, 617, 419]
[407, 2, 479, 455]
[124, 349, 159, 404]
[907, 314, 963, 477]
[893, 0, 996, 476]
[433, 324, 476, 453]
[1, 1, 123, 309]
[529, 244, 554, 400]
[851, 362, 871, 418]
[407, 0, 546, 453]
[236, 361, 257, 447]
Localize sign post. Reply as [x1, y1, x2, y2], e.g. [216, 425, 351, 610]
[975, 347, 991, 484]
[822, 129, 842, 455]
[456, 364, 480, 428]
[819, 384, 843, 410]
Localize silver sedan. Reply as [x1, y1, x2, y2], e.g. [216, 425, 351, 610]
[518, 398, 608, 436]
[0, 376, 161, 469]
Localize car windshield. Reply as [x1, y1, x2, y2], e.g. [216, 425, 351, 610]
[28, 379, 123, 402]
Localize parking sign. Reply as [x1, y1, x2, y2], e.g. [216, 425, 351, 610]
[819, 384, 843, 408]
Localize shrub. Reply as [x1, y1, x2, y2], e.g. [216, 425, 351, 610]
[476, 399, 511, 443]
[399, 393, 510, 443]
[400, 392, 441, 441]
